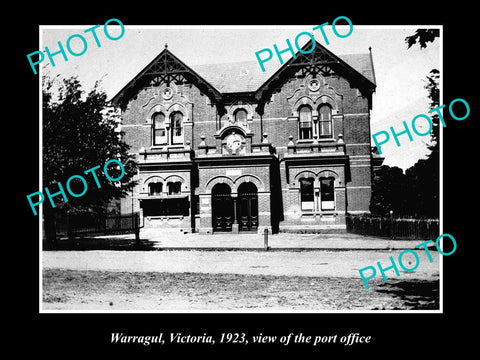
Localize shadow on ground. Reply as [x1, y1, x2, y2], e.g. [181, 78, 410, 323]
[43, 237, 159, 251]
[373, 279, 439, 310]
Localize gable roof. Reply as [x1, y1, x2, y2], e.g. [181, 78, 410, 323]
[111, 46, 222, 108]
[337, 53, 376, 85]
[190, 51, 376, 94]
[191, 61, 273, 93]
[111, 42, 376, 105]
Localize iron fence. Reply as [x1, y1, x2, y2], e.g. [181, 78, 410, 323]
[346, 213, 439, 240]
[63, 212, 142, 239]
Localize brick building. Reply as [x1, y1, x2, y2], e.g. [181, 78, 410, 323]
[111, 40, 384, 234]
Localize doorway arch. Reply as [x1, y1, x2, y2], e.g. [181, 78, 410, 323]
[211, 183, 233, 232]
[237, 182, 258, 231]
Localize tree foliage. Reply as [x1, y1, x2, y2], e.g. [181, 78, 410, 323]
[405, 29, 440, 49]
[42, 76, 137, 216]
[371, 36, 440, 218]
[370, 165, 409, 216]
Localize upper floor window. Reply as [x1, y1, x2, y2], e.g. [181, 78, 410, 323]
[152, 113, 167, 145]
[299, 106, 313, 140]
[234, 109, 248, 126]
[152, 111, 184, 146]
[170, 112, 184, 145]
[318, 105, 332, 138]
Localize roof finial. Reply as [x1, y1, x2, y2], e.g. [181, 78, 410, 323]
[165, 43, 168, 49]
[369, 46, 372, 52]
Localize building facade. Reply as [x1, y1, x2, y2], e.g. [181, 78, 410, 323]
[112, 40, 383, 234]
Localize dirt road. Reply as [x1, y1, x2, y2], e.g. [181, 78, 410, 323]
[43, 249, 441, 279]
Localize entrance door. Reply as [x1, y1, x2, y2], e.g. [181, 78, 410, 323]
[211, 183, 233, 232]
[238, 182, 258, 231]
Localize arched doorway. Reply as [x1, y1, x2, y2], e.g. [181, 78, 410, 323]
[238, 182, 258, 231]
[211, 183, 233, 232]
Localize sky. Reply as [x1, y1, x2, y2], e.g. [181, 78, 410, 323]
[40, 25, 441, 170]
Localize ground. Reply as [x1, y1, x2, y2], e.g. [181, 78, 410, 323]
[43, 269, 438, 311]
[41, 233, 441, 311]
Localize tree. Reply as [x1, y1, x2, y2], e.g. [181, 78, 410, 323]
[405, 29, 440, 49]
[404, 157, 439, 218]
[401, 69, 440, 218]
[400, 28, 441, 217]
[424, 69, 440, 157]
[42, 76, 137, 244]
[370, 165, 409, 216]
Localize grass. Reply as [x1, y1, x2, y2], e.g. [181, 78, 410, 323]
[43, 269, 439, 311]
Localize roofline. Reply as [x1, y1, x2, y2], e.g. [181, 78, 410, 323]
[369, 46, 377, 86]
[110, 47, 223, 105]
[254, 39, 376, 98]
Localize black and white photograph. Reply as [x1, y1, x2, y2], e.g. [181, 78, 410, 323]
[38, 25, 442, 313]
[17, 7, 475, 356]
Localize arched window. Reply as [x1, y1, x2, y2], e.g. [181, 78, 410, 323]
[152, 113, 167, 145]
[299, 178, 314, 211]
[234, 109, 248, 125]
[299, 106, 313, 140]
[148, 182, 163, 196]
[318, 105, 332, 138]
[170, 112, 183, 144]
[167, 181, 182, 195]
[320, 177, 335, 210]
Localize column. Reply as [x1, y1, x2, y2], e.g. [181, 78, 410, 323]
[231, 193, 239, 233]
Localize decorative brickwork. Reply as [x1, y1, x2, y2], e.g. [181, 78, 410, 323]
[112, 42, 380, 234]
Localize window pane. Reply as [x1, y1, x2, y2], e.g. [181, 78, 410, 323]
[235, 109, 247, 124]
[300, 178, 314, 211]
[172, 112, 182, 130]
[148, 182, 162, 196]
[168, 181, 182, 195]
[162, 198, 189, 216]
[171, 112, 183, 143]
[319, 105, 331, 120]
[320, 178, 335, 210]
[299, 106, 312, 122]
[143, 198, 189, 216]
[319, 105, 332, 137]
[319, 121, 332, 136]
[154, 129, 166, 145]
[299, 106, 312, 139]
[153, 113, 165, 128]
[153, 113, 166, 145]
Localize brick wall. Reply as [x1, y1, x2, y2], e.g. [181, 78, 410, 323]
[118, 60, 375, 232]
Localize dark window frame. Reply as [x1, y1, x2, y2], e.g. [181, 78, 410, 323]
[320, 177, 335, 210]
[298, 105, 313, 140]
[234, 108, 248, 125]
[170, 111, 184, 145]
[318, 104, 333, 138]
[148, 182, 163, 196]
[152, 112, 167, 146]
[299, 177, 315, 211]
